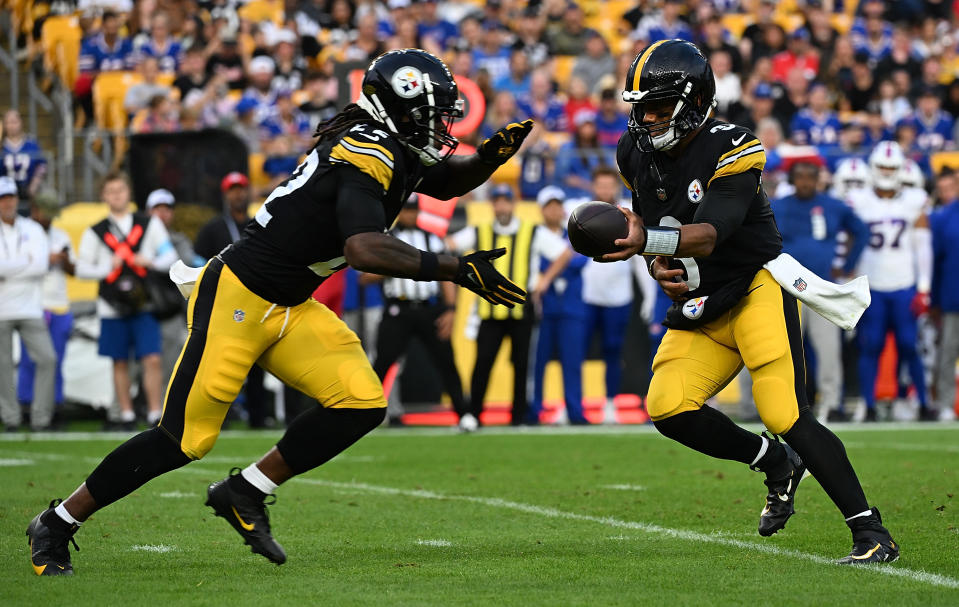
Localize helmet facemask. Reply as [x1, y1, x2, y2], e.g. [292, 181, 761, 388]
[625, 80, 713, 153]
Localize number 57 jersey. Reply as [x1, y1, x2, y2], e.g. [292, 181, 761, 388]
[616, 118, 782, 303]
[845, 186, 928, 292]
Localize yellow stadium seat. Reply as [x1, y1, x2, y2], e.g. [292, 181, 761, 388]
[830, 13, 852, 35]
[931, 152, 959, 174]
[93, 71, 143, 131]
[773, 14, 805, 35]
[552, 56, 576, 88]
[237, 0, 284, 25]
[489, 156, 520, 187]
[248, 152, 269, 191]
[721, 14, 754, 40]
[41, 15, 82, 89]
[541, 130, 571, 151]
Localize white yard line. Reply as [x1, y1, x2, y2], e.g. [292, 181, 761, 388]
[130, 544, 176, 553]
[600, 484, 646, 491]
[415, 539, 453, 547]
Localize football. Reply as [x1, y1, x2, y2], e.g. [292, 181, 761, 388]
[567, 201, 631, 257]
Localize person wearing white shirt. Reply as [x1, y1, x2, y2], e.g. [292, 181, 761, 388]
[76, 172, 176, 428]
[17, 191, 75, 427]
[0, 177, 56, 431]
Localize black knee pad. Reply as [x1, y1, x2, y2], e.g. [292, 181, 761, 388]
[276, 406, 385, 475]
[86, 427, 192, 508]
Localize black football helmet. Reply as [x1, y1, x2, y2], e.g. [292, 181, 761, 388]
[357, 49, 464, 166]
[622, 39, 716, 152]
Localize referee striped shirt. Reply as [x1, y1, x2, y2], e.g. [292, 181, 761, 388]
[382, 227, 445, 301]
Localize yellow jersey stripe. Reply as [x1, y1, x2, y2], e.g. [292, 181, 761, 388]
[708, 149, 766, 187]
[341, 137, 395, 163]
[716, 138, 761, 164]
[631, 40, 670, 92]
[330, 143, 394, 192]
[619, 172, 634, 192]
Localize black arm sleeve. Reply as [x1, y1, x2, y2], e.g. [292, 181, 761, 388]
[693, 171, 760, 245]
[415, 154, 498, 200]
[336, 166, 388, 241]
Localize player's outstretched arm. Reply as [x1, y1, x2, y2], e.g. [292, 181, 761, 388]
[417, 120, 535, 200]
[344, 233, 526, 308]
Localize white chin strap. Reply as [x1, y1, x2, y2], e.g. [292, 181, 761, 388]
[356, 77, 443, 166]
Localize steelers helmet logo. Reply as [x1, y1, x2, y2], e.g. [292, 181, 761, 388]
[391, 66, 425, 99]
[687, 179, 704, 203]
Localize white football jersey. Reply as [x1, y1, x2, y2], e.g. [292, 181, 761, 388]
[847, 186, 928, 292]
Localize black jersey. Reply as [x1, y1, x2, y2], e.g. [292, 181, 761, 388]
[617, 118, 782, 324]
[222, 122, 428, 306]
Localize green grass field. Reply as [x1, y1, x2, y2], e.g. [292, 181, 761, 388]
[2, 423, 958, 606]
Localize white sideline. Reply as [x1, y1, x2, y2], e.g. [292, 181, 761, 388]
[287, 476, 959, 590]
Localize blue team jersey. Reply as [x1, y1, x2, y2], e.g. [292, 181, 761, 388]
[134, 38, 182, 73]
[539, 229, 587, 319]
[79, 34, 134, 72]
[1, 138, 46, 189]
[773, 192, 870, 279]
[517, 95, 567, 132]
[418, 19, 458, 49]
[642, 21, 694, 43]
[789, 109, 842, 146]
[259, 108, 312, 139]
[596, 112, 629, 148]
[897, 111, 954, 153]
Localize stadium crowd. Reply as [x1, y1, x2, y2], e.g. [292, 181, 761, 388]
[3, 0, 959, 431]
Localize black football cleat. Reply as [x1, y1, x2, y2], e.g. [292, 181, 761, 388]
[26, 499, 79, 576]
[758, 440, 806, 537]
[206, 468, 286, 565]
[838, 508, 900, 565]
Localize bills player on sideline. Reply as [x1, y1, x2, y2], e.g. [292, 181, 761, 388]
[846, 141, 938, 422]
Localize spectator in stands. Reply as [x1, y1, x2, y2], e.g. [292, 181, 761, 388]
[123, 57, 172, 118]
[451, 15, 481, 54]
[270, 29, 306, 95]
[518, 69, 567, 133]
[133, 94, 179, 134]
[145, 188, 196, 385]
[472, 24, 511, 84]
[298, 72, 338, 130]
[931, 170, 959, 418]
[231, 97, 262, 154]
[754, 22, 787, 62]
[772, 28, 820, 84]
[193, 172, 270, 428]
[862, 101, 894, 147]
[18, 190, 74, 430]
[417, 0, 458, 50]
[240, 56, 279, 124]
[133, 11, 182, 73]
[493, 50, 532, 98]
[877, 26, 922, 80]
[740, 0, 777, 62]
[389, 16, 440, 56]
[260, 91, 312, 155]
[897, 85, 954, 155]
[344, 12, 387, 62]
[563, 78, 595, 133]
[852, 0, 893, 65]
[876, 78, 912, 127]
[595, 88, 628, 149]
[528, 185, 587, 425]
[173, 45, 209, 101]
[555, 110, 615, 200]
[756, 117, 786, 191]
[711, 50, 742, 118]
[773, 162, 870, 422]
[790, 83, 841, 147]
[774, 68, 809, 131]
[635, 0, 693, 44]
[548, 2, 598, 56]
[803, 0, 838, 59]
[519, 139, 554, 201]
[0, 109, 47, 203]
[824, 35, 856, 92]
[572, 32, 614, 95]
[699, 14, 743, 74]
[580, 167, 640, 424]
[511, 6, 551, 68]
[735, 82, 777, 133]
[207, 34, 245, 90]
[447, 185, 536, 426]
[76, 171, 175, 429]
[0, 177, 55, 432]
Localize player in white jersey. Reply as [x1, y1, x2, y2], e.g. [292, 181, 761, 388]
[847, 141, 936, 421]
[830, 157, 870, 199]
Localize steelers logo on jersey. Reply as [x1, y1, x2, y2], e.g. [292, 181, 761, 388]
[687, 179, 704, 203]
[682, 296, 708, 319]
[391, 66, 425, 99]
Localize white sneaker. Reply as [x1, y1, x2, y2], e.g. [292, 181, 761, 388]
[458, 413, 478, 433]
[552, 407, 568, 426]
[603, 399, 618, 425]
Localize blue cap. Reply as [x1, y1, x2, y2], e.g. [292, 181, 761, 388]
[235, 97, 258, 115]
[490, 184, 514, 200]
[754, 83, 774, 99]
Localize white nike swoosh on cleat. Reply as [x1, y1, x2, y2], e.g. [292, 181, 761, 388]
[778, 494, 790, 502]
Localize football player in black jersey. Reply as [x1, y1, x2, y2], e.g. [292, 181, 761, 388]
[26, 49, 532, 574]
[602, 39, 898, 564]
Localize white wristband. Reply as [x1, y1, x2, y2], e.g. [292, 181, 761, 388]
[643, 227, 681, 256]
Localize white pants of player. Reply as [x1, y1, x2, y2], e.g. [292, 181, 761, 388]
[935, 312, 959, 412]
[802, 305, 842, 414]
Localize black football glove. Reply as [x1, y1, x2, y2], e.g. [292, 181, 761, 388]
[477, 119, 535, 166]
[454, 248, 527, 308]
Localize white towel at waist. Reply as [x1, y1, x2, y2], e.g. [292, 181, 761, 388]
[764, 253, 870, 331]
[169, 259, 203, 300]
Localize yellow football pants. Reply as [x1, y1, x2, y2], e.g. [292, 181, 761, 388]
[159, 258, 384, 459]
[647, 269, 807, 435]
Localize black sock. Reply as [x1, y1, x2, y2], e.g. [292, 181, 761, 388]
[228, 470, 267, 500]
[781, 411, 869, 519]
[653, 406, 764, 465]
